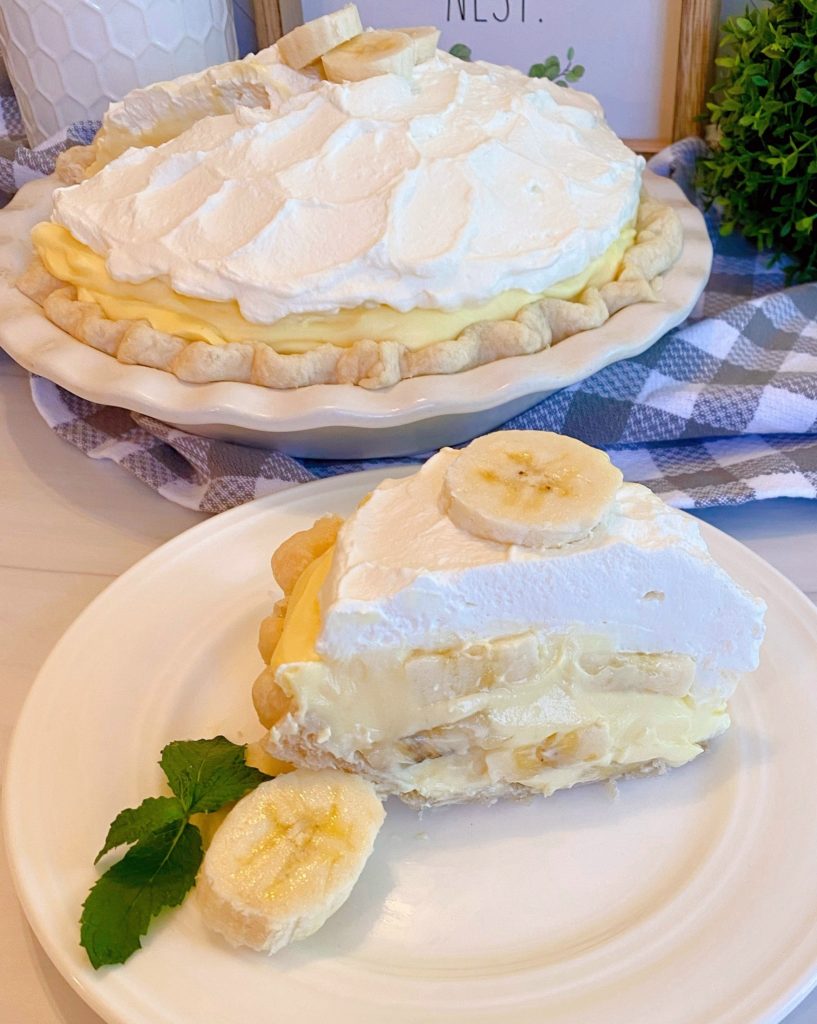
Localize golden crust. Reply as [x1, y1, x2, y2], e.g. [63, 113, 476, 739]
[253, 514, 344, 728]
[19, 191, 682, 389]
[54, 144, 97, 185]
[270, 513, 343, 595]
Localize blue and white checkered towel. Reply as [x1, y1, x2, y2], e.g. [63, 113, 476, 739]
[4, 125, 816, 512]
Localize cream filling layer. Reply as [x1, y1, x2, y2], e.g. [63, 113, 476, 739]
[32, 221, 634, 353]
[263, 548, 729, 803]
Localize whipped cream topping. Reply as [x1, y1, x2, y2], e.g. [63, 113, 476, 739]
[318, 450, 766, 681]
[51, 49, 643, 322]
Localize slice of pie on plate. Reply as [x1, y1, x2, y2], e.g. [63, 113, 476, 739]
[253, 431, 766, 806]
[18, 5, 683, 390]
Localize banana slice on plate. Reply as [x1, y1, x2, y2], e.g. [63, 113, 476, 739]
[278, 3, 363, 70]
[197, 769, 385, 954]
[322, 30, 416, 83]
[441, 430, 623, 548]
[394, 26, 441, 63]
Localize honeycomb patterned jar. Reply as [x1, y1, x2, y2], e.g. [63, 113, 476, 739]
[0, 0, 238, 145]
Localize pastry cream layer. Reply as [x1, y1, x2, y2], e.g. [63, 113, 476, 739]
[261, 548, 729, 805]
[32, 222, 634, 354]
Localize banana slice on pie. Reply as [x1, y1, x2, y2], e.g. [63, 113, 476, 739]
[322, 30, 416, 83]
[252, 431, 766, 807]
[441, 430, 623, 547]
[395, 26, 442, 63]
[277, 4, 363, 69]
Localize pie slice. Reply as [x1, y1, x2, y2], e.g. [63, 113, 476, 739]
[253, 431, 766, 806]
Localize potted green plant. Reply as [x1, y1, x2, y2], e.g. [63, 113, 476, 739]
[697, 0, 817, 283]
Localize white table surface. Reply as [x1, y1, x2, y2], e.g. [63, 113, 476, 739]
[2, 346, 816, 1024]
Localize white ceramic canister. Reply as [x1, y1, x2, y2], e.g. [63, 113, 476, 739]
[0, 0, 238, 145]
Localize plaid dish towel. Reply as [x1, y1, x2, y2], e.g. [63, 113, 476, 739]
[4, 123, 817, 512]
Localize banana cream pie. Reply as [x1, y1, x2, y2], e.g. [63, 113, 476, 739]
[253, 431, 765, 806]
[18, 6, 683, 389]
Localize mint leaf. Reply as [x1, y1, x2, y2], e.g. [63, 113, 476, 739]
[566, 65, 585, 83]
[160, 736, 268, 815]
[81, 823, 202, 969]
[81, 735, 270, 968]
[96, 796, 184, 863]
[449, 43, 471, 62]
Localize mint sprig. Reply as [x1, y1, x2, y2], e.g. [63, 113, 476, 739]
[81, 736, 269, 969]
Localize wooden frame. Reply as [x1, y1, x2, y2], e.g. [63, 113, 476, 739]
[253, 0, 720, 152]
[253, 0, 302, 44]
[672, 0, 722, 142]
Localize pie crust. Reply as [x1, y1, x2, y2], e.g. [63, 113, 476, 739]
[19, 156, 682, 390]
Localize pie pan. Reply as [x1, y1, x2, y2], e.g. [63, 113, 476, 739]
[0, 170, 711, 458]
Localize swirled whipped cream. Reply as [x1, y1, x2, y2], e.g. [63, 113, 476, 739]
[319, 450, 766, 691]
[52, 50, 644, 323]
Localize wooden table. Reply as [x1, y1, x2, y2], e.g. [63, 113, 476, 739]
[2, 347, 816, 1023]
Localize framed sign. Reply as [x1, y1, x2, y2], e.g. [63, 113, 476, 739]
[254, 0, 720, 152]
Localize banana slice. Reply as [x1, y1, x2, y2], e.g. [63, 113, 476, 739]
[277, 4, 363, 70]
[441, 430, 623, 548]
[394, 26, 441, 63]
[197, 769, 385, 954]
[322, 30, 416, 83]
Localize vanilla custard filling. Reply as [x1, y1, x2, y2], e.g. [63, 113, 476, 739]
[32, 221, 634, 352]
[264, 545, 730, 802]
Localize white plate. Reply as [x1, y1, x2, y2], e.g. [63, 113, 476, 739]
[0, 172, 711, 458]
[4, 469, 817, 1024]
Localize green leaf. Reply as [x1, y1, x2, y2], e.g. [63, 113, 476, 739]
[95, 796, 184, 863]
[80, 823, 203, 969]
[567, 46, 575, 61]
[449, 43, 471, 62]
[736, 16, 753, 32]
[565, 65, 585, 82]
[160, 737, 268, 815]
[528, 63, 548, 78]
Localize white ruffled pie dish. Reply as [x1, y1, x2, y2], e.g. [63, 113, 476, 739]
[0, 170, 711, 458]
